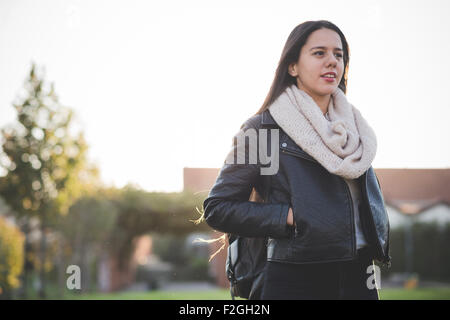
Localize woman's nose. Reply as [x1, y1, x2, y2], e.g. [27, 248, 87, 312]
[326, 53, 338, 66]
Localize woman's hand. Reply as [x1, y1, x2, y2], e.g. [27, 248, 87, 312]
[287, 207, 295, 226]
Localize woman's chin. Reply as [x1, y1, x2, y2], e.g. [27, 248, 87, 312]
[314, 87, 336, 96]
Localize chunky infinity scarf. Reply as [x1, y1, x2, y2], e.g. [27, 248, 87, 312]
[268, 84, 377, 179]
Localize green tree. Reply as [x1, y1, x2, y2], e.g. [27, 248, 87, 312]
[0, 63, 90, 298]
[0, 216, 25, 299]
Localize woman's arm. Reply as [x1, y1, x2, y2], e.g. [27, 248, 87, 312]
[203, 117, 292, 238]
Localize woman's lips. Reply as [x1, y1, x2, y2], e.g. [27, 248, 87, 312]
[321, 76, 335, 82]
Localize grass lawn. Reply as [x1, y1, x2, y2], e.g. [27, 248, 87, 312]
[379, 288, 450, 300]
[67, 289, 236, 300]
[66, 288, 450, 300]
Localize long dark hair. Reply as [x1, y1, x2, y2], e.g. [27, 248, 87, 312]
[256, 20, 350, 115]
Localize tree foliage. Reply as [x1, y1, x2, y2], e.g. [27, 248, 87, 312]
[0, 63, 90, 224]
[385, 222, 450, 281]
[108, 186, 209, 269]
[0, 216, 25, 296]
[0, 63, 96, 298]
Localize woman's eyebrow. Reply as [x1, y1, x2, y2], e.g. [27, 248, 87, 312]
[310, 46, 343, 51]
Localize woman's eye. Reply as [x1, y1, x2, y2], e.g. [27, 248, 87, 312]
[314, 51, 343, 58]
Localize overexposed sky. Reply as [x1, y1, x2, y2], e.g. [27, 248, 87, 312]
[1, 0, 449, 192]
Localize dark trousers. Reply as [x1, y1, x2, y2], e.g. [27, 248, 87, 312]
[261, 246, 380, 300]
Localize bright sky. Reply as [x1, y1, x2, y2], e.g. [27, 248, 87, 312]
[1, 0, 449, 192]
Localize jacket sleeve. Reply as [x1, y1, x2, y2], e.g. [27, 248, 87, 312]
[202, 116, 291, 238]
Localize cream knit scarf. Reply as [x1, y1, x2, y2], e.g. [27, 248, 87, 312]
[268, 84, 377, 179]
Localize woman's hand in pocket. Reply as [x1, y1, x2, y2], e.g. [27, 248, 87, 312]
[287, 207, 296, 226]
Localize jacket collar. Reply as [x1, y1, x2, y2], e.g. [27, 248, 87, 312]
[261, 109, 279, 128]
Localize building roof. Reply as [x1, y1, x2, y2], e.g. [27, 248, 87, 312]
[376, 168, 450, 214]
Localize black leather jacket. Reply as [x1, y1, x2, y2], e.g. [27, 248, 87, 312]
[203, 109, 391, 267]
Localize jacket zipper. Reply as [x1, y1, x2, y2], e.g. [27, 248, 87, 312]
[281, 148, 307, 238]
[341, 180, 357, 260]
[384, 224, 391, 268]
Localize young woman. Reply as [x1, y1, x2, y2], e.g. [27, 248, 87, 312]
[202, 20, 391, 300]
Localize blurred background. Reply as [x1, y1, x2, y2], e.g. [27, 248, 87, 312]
[0, 0, 449, 299]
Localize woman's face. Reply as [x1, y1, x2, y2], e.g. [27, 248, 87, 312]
[290, 28, 344, 99]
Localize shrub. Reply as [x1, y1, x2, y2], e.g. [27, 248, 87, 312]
[0, 216, 25, 298]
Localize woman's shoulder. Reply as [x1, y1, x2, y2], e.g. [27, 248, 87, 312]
[240, 113, 263, 131]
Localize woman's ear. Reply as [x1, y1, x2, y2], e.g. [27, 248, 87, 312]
[288, 63, 297, 77]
